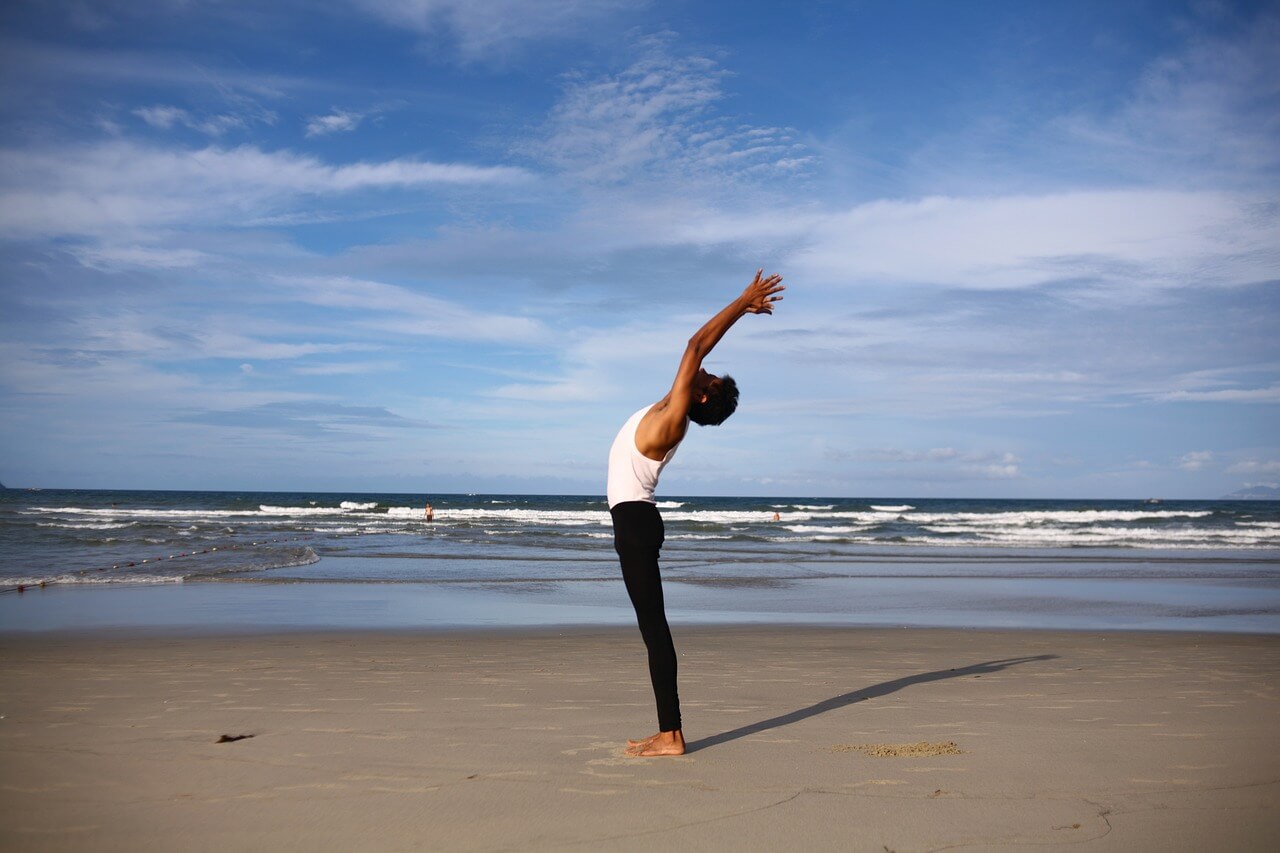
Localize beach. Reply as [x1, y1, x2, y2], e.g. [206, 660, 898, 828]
[4, 490, 1278, 849]
[2, 626, 1277, 851]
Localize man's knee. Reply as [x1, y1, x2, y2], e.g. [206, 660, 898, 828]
[637, 614, 673, 645]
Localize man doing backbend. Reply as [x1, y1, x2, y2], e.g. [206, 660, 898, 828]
[606, 269, 785, 757]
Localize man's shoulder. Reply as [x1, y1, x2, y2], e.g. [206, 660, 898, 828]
[636, 398, 689, 460]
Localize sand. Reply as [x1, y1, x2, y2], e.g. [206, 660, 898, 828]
[1, 626, 1277, 851]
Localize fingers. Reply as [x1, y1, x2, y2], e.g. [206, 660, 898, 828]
[746, 270, 786, 314]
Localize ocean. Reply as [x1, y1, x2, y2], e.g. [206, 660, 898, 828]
[2, 489, 1279, 633]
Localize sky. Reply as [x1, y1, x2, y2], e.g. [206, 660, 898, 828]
[0, 0, 1277, 499]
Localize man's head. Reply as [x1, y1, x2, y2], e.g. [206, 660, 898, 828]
[688, 369, 739, 426]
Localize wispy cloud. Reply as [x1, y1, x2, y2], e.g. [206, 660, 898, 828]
[792, 189, 1278, 292]
[175, 401, 423, 438]
[54, 312, 368, 363]
[1227, 459, 1280, 475]
[859, 447, 1022, 480]
[0, 141, 532, 237]
[526, 37, 811, 187]
[1159, 385, 1280, 403]
[353, 0, 636, 59]
[133, 104, 248, 135]
[272, 275, 549, 345]
[1179, 451, 1214, 471]
[70, 244, 212, 269]
[292, 360, 402, 376]
[305, 109, 365, 137]
[1059, 10, 1280, 184]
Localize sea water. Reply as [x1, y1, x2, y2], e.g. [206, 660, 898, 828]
[2, 490, 1278, 632]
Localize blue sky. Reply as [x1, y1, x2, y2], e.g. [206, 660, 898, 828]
[1, 0, 1276, 498]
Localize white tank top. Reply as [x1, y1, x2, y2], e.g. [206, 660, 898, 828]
[607, 405, 684, 509]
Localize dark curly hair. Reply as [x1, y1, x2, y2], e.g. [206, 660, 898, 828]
[688, 374, 739, 426]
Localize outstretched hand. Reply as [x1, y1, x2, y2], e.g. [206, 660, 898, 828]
[741, 269, 785, 315]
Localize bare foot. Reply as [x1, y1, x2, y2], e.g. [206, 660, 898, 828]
[624, 729, 685, 757]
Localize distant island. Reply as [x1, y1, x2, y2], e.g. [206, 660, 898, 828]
[1221, 485, 1280, 500]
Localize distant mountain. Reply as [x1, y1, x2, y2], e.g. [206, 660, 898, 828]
[1222, 485, 1280, 499]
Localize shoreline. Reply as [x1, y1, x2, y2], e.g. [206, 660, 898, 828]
[4, 573, 1279, 636]
[3, 626, 1278, 850]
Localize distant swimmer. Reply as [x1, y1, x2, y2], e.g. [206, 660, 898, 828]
[606, 269, 785, 757]
[772, 511, 781, 522]
[424, 503, 434, 522]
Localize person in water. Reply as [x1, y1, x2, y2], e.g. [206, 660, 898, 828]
[606, 269, 785, 757]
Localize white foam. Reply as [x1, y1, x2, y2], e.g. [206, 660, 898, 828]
[434, 508, 613, 526]
[870, 504, 915, 512]
[339, 501, 378, 510]
[9, 574, 184, 586]
[918, 523, 1278, 547]
[36, 521, 133, 530]
[885, 509, 1213, 527]
[784, 525, 867, 534]
[259, 505, 344, 516]
[29, 506, 249, 519]
[655, 501, 685, 508]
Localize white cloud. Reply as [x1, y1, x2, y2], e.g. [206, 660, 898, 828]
[399, 186, 1274, 301]
[1227, 459, 1280, 475]
[1160, 385, 1280, 403]
[291, 360, 402, 376]
[1179, 450, 1214, 471]
[305, 109, 364, 137]
[0, 141, 532, 237]
[0, 340, 325, 408]
[133, 105, 188, 129]
[873, 449, 1020, 465]
[858, 448, 1022, 480]
[133, 104, 248, 135]
[272, 275, 548, 345]
[865, 447, 963, 463]
[353, 0, 633, 58]
[969, 463, 1021, 480]
[71, 245, 211, 269]
[1060, 11, 1280, 183]
[527, 39, 810, 186]
[792, 189, 1279, 291]
[484, 307, 763, 404]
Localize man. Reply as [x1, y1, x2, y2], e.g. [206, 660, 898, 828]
[607, 269, 785, 757]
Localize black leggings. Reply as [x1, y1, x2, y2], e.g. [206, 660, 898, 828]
[610, 501, 680, 732]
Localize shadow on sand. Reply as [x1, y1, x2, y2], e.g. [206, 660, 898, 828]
[687, 654, 1057, 753]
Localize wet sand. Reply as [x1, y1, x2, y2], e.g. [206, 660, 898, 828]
[1, 627, 1277, 851]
